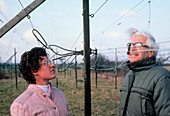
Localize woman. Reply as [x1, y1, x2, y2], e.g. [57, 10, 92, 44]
[10, 47, 70, 116]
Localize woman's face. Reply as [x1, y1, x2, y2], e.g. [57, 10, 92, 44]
[34, 56, 56, 85]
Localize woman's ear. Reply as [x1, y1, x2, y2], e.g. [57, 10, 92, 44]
[32, 72, 38, 76]
[32, 70, 38, 77]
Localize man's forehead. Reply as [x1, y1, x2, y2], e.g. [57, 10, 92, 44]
[131, 35, 148, 43]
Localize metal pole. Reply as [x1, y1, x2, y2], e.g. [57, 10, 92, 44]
[75, 48, 78, 88]
[14, 48, 18, 89]
[0, 57, 1, 77]
[11, 65, 12, 80]
[64, 68, 66, 78]
[56, 48, 58, 88]
[106, 56, 108, 79]
[95, 49, 98, 88]
[115, 48, 117, 90]
[82, 0, 91, 115]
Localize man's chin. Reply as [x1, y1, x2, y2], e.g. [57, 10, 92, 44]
[129, 59, 139, 63]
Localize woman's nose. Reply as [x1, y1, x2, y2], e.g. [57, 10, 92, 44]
[51, 63, 55, 67]
[49, 61, 55, 67]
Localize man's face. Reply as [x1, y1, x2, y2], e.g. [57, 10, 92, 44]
[34, 56, 56, 85]
[128, 35, 154, 63]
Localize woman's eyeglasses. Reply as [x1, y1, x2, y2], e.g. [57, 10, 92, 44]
[40, 60, 54, 66]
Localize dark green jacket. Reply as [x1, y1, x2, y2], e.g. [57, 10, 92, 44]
[119, 56, 170, 116]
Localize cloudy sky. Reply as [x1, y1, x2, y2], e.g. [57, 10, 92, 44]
[0, 0, 170, 63]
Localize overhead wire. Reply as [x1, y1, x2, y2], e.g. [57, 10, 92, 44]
[18, 0, 25, 9]
[32, 29, 48, 48]
[37, 0, 169, 70]
[32, 29, 83, 56]
[98, 40, 170, 52]
[18, 0, 34, 29]
[5, 30, 16, 60]
[147, 0, 151, 32]
[71, 0, 109, 49]
[16, 0, 85, 72]
[0, 10, 8, 21]
[93, 0, 149, 56]
[0, 19, 3, 23]
[93, 0, 108, 16]
[0, 2, 34, 63]
[95, 0, 145, 37]
[71, 31, 82, 49]
[57, 56, 76, 72]
[32, 28, 84, 72]
[116, 0, 150, 27]
[95, 40, 170, 70]
[17, 0, 55, 49]
[0, 1, 33, 43]
[89, 0, 109, 20]
[6, 1, 169, 71]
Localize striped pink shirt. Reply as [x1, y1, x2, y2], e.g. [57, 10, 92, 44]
[10, 84, 70, 116]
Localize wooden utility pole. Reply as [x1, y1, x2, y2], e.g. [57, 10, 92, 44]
[83, 0, 91, 115]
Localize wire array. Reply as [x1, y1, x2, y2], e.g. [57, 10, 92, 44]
[1, 0, 170, 73]
[32, 29, 85, 72]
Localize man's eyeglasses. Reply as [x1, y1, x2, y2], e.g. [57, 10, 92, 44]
[127, 42, 150, 49]
[126, 42, 150, 55]
[40, 60, 54, 66]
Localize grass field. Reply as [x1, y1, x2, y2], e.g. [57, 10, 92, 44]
[164, 66, 170, 71]
[0, 70, 123, 116]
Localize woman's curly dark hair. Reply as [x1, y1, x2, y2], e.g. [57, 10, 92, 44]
[18, 47, 47, 84]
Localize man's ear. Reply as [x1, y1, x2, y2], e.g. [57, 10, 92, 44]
[149, 51, 155, 57]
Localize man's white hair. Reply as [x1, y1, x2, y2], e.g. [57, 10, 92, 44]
[128, 28, 159, 56]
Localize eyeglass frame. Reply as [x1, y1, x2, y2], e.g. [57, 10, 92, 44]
[127, 42, 150, 49]
[126, 42, 151, 55]
[40, 60, 54, 66]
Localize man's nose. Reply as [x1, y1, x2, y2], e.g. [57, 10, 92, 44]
[130, 46, 136, 52]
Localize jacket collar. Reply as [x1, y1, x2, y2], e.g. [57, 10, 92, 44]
[126, 56, 157, 72]
[28, 82, 53, 96]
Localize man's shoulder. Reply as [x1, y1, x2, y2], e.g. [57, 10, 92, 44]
[150, 65, 170, 76]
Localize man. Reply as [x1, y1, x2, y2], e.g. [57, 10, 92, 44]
[119, 28, 170, 116]
[10, 47, 70, 116]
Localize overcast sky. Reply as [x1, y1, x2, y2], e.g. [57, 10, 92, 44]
[0, 0, 170, 63]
